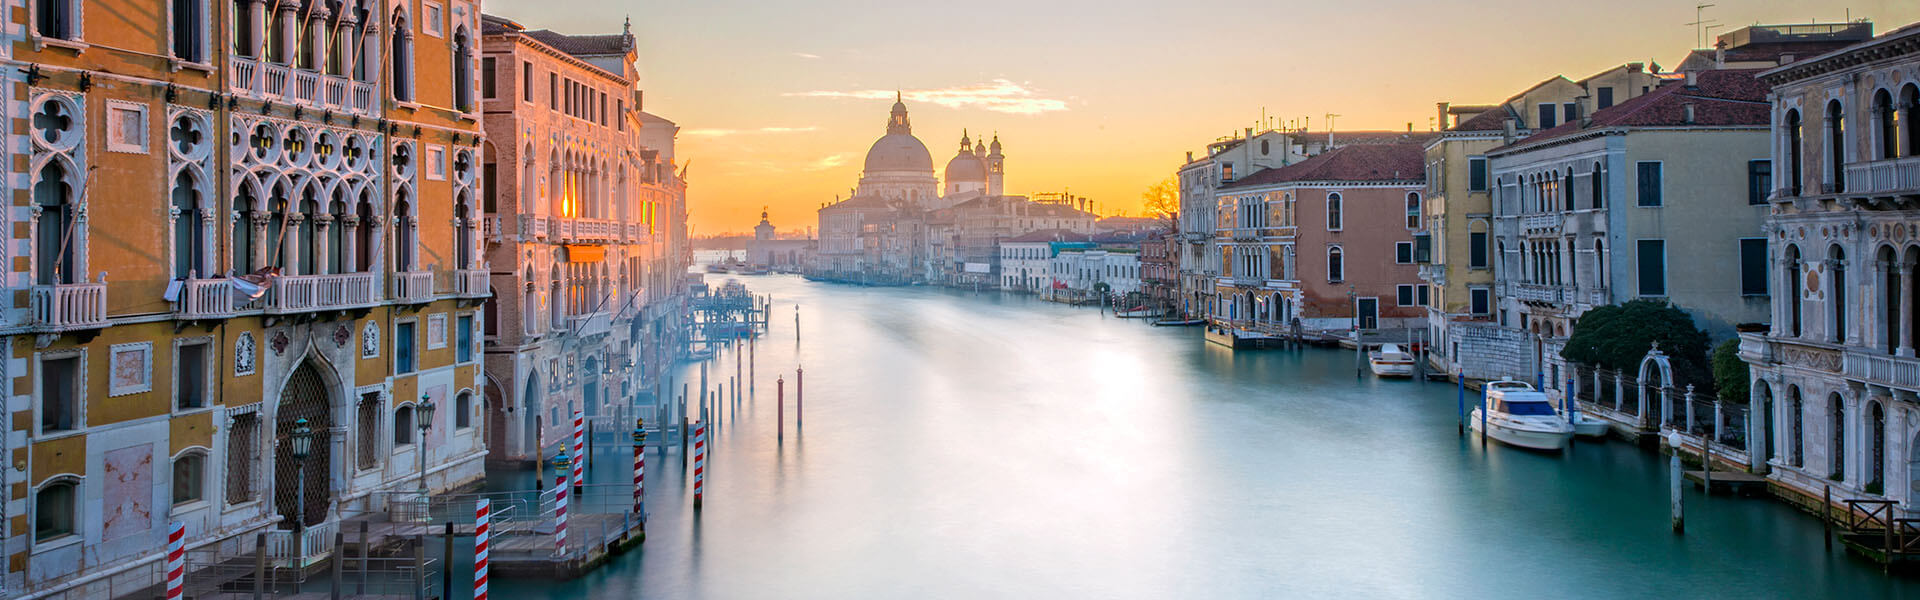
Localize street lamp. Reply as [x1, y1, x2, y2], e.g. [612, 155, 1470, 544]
[289, 418, 313, 552]
[415, 396, 436, 505]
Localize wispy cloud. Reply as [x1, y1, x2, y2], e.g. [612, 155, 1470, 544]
[785, 79, 1068, 115]
[792, 52, 821, 59]
[803, 154, 851, 171]
[682, 126, 821, 137]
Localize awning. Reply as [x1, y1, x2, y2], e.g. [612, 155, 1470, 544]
[565, 245, 605, 263]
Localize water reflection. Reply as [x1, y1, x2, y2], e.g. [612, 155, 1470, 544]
[494, 273, 1916, 599]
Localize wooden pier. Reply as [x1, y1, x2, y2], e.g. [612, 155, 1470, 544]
[1683, 469, 1770, 496]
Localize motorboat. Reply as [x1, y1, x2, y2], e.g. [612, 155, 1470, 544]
[705, 263, 731, 274]
[1116, 306, 1163, 319]
[1569, 412, 1611, 438]
[1368, 343, 1416, 377]
[1152, 318, 1205, 327]
[1470, 389, 1575, 451]
[1484, 377, 1533, 394]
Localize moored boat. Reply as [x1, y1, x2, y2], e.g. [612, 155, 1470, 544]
[1470, 389, 1575, 451]
[1368, 343, 1415, 377]
[1153, 318, 1205, 327]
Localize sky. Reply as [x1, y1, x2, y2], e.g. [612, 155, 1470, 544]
[485, 0, 1920, 235]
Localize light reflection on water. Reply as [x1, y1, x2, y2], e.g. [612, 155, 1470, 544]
[493, 271, 1916, 599]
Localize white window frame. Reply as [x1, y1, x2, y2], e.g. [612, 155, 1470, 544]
[1326, 192, 1343, 232]
[105, 100, 149, 154]
[425, 144, 447, 181]
[31, 475, 84, 552]
[1469, 287, 1492, 316]
[1326, 245, 1345, 283]
[1395, 241, 1414, 264]
[172, 336, 216, 415]
[29, 0, 86, 50]
[394, 317, 419, 375]
[108, 342, 154, 397]
[1636, 160, 1664, 208]
[1397, 284, 1416, 307]
[166, 0, 212, 69]
[427, 312, 448, 350]
[421, 1, 445, 38]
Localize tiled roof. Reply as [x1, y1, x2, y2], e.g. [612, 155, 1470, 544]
[1493, 69, 1770, 153]
[480, 14, 520, 35]
[1222, 143, 1425, 188]
[521, 30, 632, 58]
[1027, 203, 1094, 218]
[1004, 229, 1091, 243]
[1450, 105, 1516, 132]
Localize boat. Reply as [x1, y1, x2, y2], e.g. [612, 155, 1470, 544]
[1116, 306, 1163, 319]
[1484, 377, 1533, 393]
[1153, 318, 1205, 327]
[739, 265, 771, 275]
[1569, 412, 1611, 438]
[1470, 389, 1575, 451]
[1368, 343, 1416, 377]
[705, 263, 731, 274]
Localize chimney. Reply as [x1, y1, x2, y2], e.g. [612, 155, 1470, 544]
[1502, 118, 1518, 145]
[1577, 95, 1593, 127]
[1245, 127, 1254, 142]
[1627, 62, 1644, 73]
[1406, 122, 1413, 132]
[1684, 71, 1698, 89]
[1436, 102, 1451, 130]
[1683, 103, 1696, 125]
[1714, 40, 1727, 68]
[1186, 151, 1193, 162]
[1780, 53, 1795, 65]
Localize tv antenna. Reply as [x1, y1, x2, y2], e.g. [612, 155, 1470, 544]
[1684, 4, 1719, 49]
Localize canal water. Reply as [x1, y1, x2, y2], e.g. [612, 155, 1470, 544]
[493, 271, 1917, 599]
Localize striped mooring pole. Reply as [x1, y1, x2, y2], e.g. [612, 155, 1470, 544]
[632, 418, 647, 519]
[692, 421, 708, 509]
[164, 521, 184, 600]
[571, 411, 586, 491]
[554, 449, 571, 556]
[473, 499, 491, 600]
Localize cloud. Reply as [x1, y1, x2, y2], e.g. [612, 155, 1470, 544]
[682, 126, 821, 137]
[803, 154, 851, 171]
[792, 52, 821, 59]
[785, 79, 1068, 115]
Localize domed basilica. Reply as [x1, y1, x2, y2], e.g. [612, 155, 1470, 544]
[848, 93, 1005, 210]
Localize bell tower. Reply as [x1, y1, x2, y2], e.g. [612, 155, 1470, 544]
[987, 133, 1005, 195]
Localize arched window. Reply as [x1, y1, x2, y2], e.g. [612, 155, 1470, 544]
[390, 13, 413, 102]
[297, 187, 318, 275]
[172, 172, 206, 279]
[1869, 400, 1886, 492]
[1875, 89, 1898, 160]
[1903, 85, 1920, 158]
[1786, 109, 1804, 196]
[455, 391, 473, 429]
[34, 161, 76, 285]
[232, 185, 257, 274]
[1326, 193, 1342, 231]
[1787, 387, 1805, 467]
[1830, 394, 1847, 480]
[1327, 246, 1344, 282]
[1883, 245, 1900, 353]
[34, 478, 77, 542]
[1785, 244, 1803, 337]
[265, 183, 289, 270]
[394, 404, 416, 446]
[1827, 100, 1846, 192]
[327, 191, 348, 274]
[1830, 244, 1847, 342]
[1591, 161, 1604, 209]
[354, 195, 375, 273]
[453, 28, 474, 112]
[1404, 192, 1420, 229]
[171, 451, 206, 506]
[392, 192, 413, 271]
[1594, 238, 1606, 287]
[454, 196, 473, 269]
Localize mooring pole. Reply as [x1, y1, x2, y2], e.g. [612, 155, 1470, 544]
[442, 522, 454, 597]
[254, 532, 267, 600]
[797, 366, 804, 430]
[1670, 433, 1684, 535]
[1456, 366, 1466, 435]
[1824, 484, 1833, 550]
[778, 376, 786, 441]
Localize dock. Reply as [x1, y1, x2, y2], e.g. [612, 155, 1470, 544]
[1683, 469, 1770, 496]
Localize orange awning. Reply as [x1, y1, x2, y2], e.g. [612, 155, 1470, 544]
[565, 245, 605, 263]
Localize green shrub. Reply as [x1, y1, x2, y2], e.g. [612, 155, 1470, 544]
[1711, 339, 1748, 403]
[1561, 300, 1713, 393]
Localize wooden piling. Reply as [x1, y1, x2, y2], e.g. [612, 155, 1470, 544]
[442, 522, 454, 597]
[1670, 450, 1684, 534]
[1824, 484, 1833, 550]
[331, 531, 344, 600]
[254, 532, 267, 600]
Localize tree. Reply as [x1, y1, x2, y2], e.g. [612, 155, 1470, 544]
[1711, 339, 1748, 403]
[1560, 300, 1713, 393]
[1141, 176, 1178, 232]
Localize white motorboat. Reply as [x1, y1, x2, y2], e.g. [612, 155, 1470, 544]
[1470, 389, 1575, 451]
[1484, 377, 1534, 394]
[1568, 412, 1610, 438]
[1368, 343, 1415, 377]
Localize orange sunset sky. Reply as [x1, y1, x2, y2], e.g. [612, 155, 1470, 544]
[485, 0, 1920, 235]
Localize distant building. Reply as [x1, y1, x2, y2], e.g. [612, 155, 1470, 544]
[746, 209, 814, 270]
[1139, 232, 1179, 312]
[999, 230, 1092, 292]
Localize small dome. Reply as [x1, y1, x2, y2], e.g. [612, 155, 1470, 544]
[945, 151, 986, 184]
[864, 133, 933, 174]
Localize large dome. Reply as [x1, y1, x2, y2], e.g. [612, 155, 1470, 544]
[864, 133, 933, 174]
[945, 151, 986, 183]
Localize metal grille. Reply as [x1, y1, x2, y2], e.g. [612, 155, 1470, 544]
[226, 413, 259, 504]
[357, 393, 380, 470]
[274, 361, 333, 528]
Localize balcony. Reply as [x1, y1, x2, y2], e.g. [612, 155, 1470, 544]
[1513, 282, 1564, 303]
[568, 311, 613, 338]
[390, 271, 435, 304]
[1843, 350, 1920, 390]
[454, 268, 490, 298]
[483, 216, 504, 244]
[566, 218, 620, 243]
[1843, 155, 1920, 197]
[1520, 213, 1563, 234]
[31, 282, 107, 332]
[176, 278, 236, 319]
[520, 215, 550, 241]
[268, 272, 376, 313]
[227, 56, 376, 117]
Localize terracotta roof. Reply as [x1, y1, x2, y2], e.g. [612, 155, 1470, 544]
[1493, 69, 1771, 153]
[1026, 203, 1094, 218]
[1222, 143, 1425, 188]
[1451, 105, 1516, 132]
[480, 14, 521, 35]
[521, 29, 632, 58]
[1004, 229, 1091, 243]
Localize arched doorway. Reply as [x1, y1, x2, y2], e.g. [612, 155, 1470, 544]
[485, 376, 507, 460]
[1752, 379, 1774, 473]
[582, 357, 600, 417]
[275, 360, 334, 528]
[522, 371, 542, 458]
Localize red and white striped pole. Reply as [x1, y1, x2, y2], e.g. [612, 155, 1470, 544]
[571, 411, 586, 491]
[164, 521, 184, 600]
[473, 499, 491, 600]
[554, 451, 570, 556]
[692, 421, 707, 510]
[632, 421, 646, 518]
